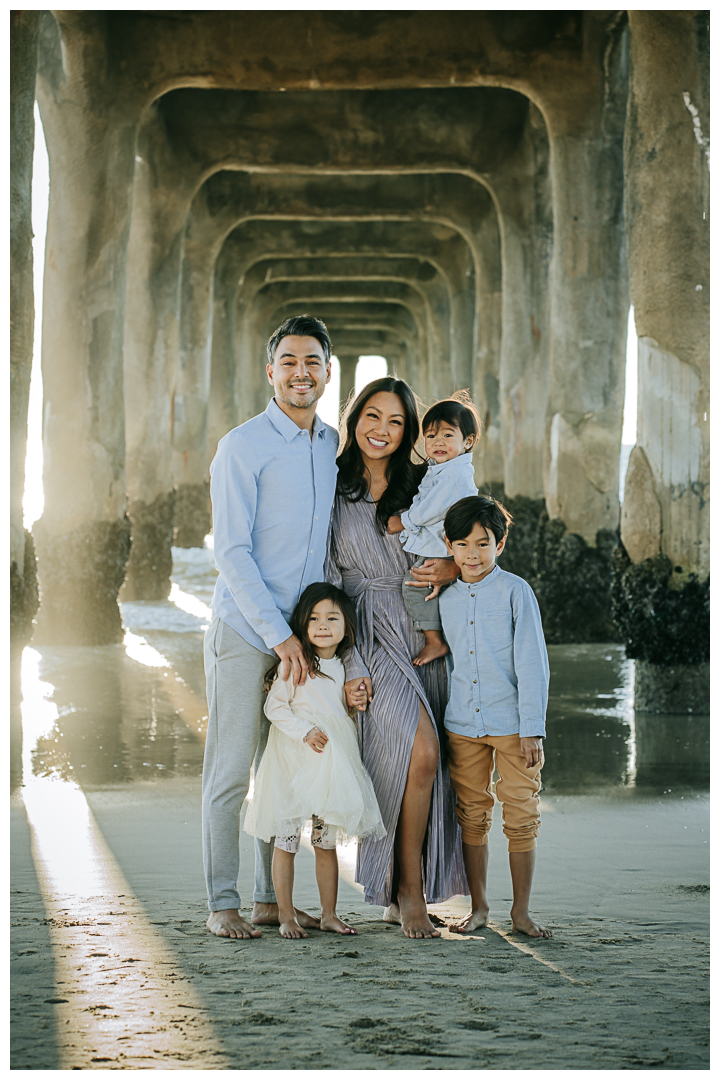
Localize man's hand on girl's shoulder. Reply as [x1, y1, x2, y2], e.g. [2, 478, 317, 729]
[274, 633, 313, 685]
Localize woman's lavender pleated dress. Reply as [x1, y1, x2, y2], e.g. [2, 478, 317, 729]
[326, 495, 468, 907]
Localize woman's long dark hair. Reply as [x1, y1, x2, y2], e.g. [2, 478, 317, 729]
[336, 376, 427, 532]
[263, 583, 357, 692]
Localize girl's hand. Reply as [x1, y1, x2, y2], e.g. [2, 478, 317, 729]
[344, 677, 373, 712]
[304, 726, 328, 754]
[387, 514, 404, 534]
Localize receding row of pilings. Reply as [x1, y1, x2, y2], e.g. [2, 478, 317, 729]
[10, 12, 709, 712]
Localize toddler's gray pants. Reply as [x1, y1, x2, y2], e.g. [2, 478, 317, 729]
[202, 615, 276, 911]
[401, 554, 443, 632]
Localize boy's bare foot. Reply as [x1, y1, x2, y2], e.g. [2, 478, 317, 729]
[320, 914, 357, 935]
[206, 909, 262, 939]
[383, 902, 401, 924]
[511, 911, 553, 938]
[279, 918, 309, 940]
[398, 894, 441, 939]
[412, 639, 449, 667]
[252, 902, 320, 929]
[449, 907, 489, 934]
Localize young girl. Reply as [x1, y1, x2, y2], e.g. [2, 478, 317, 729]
[243, 582, 386, 939]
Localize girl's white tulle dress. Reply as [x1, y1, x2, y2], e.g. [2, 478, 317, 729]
[243, 656, 386, 845]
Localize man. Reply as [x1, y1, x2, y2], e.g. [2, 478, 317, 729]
[203, 314, 370, 939]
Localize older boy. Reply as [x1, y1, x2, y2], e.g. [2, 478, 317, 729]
[439, 495, 552, 938]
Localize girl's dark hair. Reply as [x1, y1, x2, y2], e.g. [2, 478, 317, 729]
[336, 376, 427, 532]
[444, 495, 513, 545]
[263, 582, 357, 692]
[422, 389, 481, 449]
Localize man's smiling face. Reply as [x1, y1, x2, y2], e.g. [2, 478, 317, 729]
[267, 334, 330, 413]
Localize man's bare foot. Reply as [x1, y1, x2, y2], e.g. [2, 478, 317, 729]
[412, 640, 449, 667]
[449, 907, 489, 934]
[207, 909, 262, 939]
[383, 902, 402, 924]
[320, 914, 357, 935]
[279, 918, 308, 940]
[511, 911, 553, 938]
[398, 893, 441, 939]
[252, 902, 320, 929]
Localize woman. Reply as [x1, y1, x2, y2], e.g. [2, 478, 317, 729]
[325, 377, 467, 938]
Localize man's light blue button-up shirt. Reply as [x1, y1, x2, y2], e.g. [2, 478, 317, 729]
[210, 398, 339, 655]
[439, 564, 549, 739]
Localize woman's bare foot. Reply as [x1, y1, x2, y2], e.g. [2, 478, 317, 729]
[383, 902, 401, 924]
[412, 638, 449, 667]
[320, 914, 357, 935]
[207, 909, 262, 939]
[252, 902, 320, 929]
[449, 907, 489, 934]
[398, 893, 441, 939]
[279, 918, 309, 940]
[511, 910, 553, 938]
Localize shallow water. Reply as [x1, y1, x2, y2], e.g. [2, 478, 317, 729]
[19, 545, 709, 797]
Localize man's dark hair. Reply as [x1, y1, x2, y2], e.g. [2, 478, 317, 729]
[422, 391, 481, 449]
[266, 315, 332, 366]
[444, 495, 513, 545]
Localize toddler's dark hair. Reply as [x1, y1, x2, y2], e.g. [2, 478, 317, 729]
[263, 582, 357, 692]
[421, 390, 481, 450]
[444, 495, 513, 546]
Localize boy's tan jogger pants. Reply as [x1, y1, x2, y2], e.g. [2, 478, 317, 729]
[446, 731, 543, 852]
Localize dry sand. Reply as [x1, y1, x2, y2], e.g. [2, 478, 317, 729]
[11, 777, 708, 1070]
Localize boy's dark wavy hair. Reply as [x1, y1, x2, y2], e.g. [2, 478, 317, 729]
[263, 582, 357, 692]
[336, 376, 427, 533]
[444, 495, 514, 546]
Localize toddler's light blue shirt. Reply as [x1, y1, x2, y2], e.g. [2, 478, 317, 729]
[439, 564, 549, 738]
[210, 398, 339, 655]
[399, 453, 477, 558]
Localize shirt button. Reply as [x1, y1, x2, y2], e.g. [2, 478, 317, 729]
[470, 650, 474, 655]
[310, 550, 313, 554]
[470, 593, 475, 597]
[475, 708, 479, 712]
[473, 679, 477, 684]
[469, 620, 473, 625]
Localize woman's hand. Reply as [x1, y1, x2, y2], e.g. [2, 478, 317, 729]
[344, 677, 373, 712]
[304, 726, 329, 754]
[387, 514, 404, 534]
[406, 557, 460, 600]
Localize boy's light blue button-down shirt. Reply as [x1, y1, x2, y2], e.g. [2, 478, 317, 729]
[439, 565, 549, 738]
[210, 398, 339, 655]
[399, 453, 477, 558]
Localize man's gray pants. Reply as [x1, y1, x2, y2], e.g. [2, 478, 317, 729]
[202, 615, 276, 911]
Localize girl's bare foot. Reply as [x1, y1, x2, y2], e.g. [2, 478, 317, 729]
[398, 893, 441, 939]
[511, 910, 553, 938]
[252, 902, 320, 929]
[412, 640, 449, 667]
[320, 914, 357, 935]
[449, 907, 489, 934]
[207, 909, 262, 939]
[279, 918, 309, 939]
[383, 902, 402, 924]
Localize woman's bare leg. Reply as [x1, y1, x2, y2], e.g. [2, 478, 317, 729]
[390, 704, 441, 939]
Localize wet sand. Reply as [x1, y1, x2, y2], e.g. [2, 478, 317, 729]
[11, 776, 709, 1069]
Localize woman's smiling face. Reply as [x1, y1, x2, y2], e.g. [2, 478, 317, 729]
[354, 392, 406, 464]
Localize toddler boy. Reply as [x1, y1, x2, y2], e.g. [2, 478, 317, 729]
[388, 395, 479, 666]
[439, 495, 552, 938]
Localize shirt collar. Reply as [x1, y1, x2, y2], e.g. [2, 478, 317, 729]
[265, 397, 326, 443]
[461, 564, 500, 590]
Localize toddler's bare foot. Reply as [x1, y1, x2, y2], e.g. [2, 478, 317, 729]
[383, 902, 401, 924]
[449, 907, 489, 934]
[511, 910, 553, 938]
[413, 640, 449, 667]
[207, 909, 261, 939]
[252, 902, 320, 929]
[398, 893, 441, 939]
[320, 914, 357, 935]
[279, 918, 309, 939]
